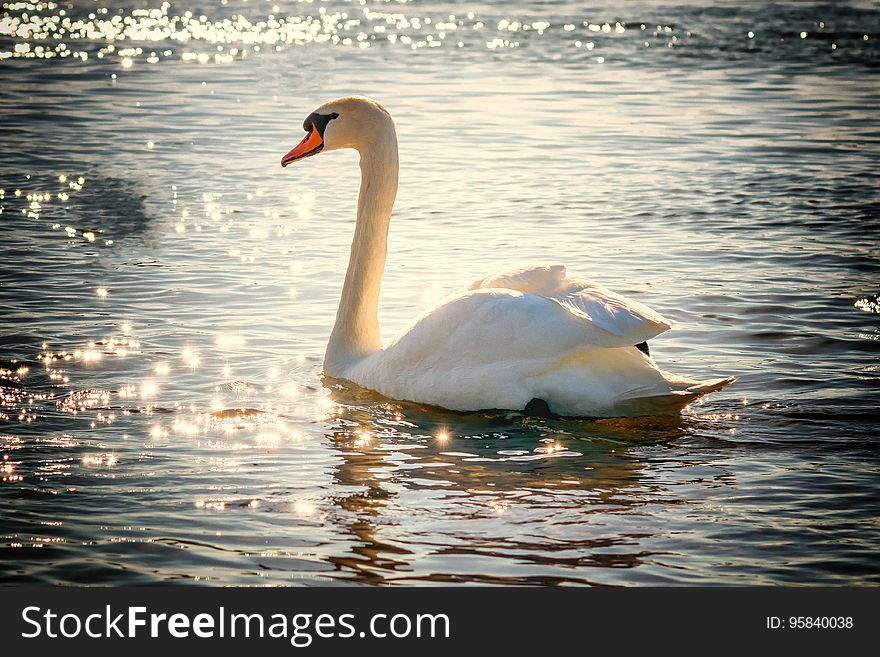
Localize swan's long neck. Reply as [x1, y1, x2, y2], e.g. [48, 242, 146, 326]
[324, 125, 399, 375]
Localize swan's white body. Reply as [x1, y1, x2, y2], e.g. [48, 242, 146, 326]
[283, 96, 733, 417]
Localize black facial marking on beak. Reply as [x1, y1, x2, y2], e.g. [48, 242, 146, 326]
[282, 112, 340, 167]
[303, 111, 339, 138]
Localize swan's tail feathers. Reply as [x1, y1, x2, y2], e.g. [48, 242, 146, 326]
[685, 376, 736, 396]
[615, 376, 736, 416]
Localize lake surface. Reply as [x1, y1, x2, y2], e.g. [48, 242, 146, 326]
[1, 0, 878, 585]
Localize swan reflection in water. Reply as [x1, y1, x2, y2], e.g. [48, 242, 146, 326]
[317, 379, 737, 585]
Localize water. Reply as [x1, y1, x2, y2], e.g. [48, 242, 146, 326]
[1, 0, 878, 586]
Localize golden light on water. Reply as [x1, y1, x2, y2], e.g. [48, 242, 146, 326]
[181, 346, 200, 369]
[81, 349, 102, 363]
[0, 0, 705, 83]
[165, 405, 296, 445]
[82, 454, 118, 467]
[488, 500, 509, 514]
[57, 389, 111, 415]
[855, 296, 880, 314]
[227, 380, 256, 399]
[277, 382, 301, 398]
[196, 499, 227, 511]
[292, 500, 317, 517]
[2, 458, 23, 483]
[314, 396, 337, 421]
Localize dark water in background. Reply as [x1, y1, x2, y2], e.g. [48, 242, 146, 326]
[0, 0, 878, 585]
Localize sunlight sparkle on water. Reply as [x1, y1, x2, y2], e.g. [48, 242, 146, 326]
[140, 380, 159, 398]
[216, 334, 246, 350]
[855, 296, 880, 314]
[81, 348, 103, 363]
[488, 500, 509, 514]
[196, 500, 227, 511]
[181, 347, 200, 369]
[0, 0, 732, 74]
[292, 500, 318, 517]
[315, 397, 337, 421]
[82, 454, 118, 467]
[353, 430, 371, 448]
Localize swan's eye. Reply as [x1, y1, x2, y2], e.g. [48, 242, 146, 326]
[304, 112, 339, 138]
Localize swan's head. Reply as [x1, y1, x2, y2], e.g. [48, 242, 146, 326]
[281, 96, 393, 167]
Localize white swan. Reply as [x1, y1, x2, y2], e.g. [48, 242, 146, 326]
[281, 96, 733, 417]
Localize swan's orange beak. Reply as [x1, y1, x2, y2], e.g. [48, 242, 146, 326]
[281, 129, 323, 167]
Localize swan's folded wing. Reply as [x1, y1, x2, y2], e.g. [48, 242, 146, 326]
[385, 288, 666, 373]
[553, 277, 672, 346]
[468, 263, 567, 296]
[468, 264, 672, 346]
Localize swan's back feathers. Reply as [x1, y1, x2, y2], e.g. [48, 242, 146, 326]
[384, 288, 640, 367]
[469, 264, 672, 347]
[468, 264, 567, 295]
